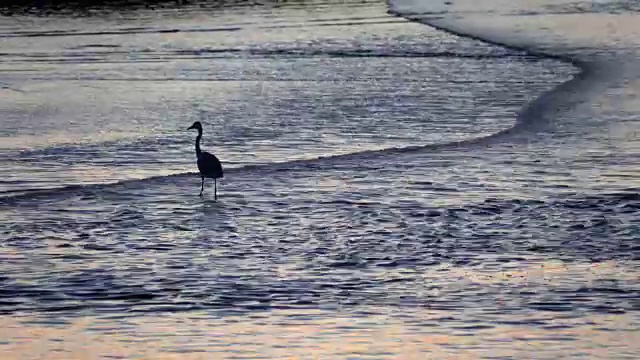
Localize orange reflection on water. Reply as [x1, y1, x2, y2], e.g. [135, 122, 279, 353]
[1, 307, 638, 360]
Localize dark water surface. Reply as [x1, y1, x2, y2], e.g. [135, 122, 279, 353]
[1, 0, 638, 358]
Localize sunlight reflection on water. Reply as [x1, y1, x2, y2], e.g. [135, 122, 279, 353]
[0, 309, 637, 359]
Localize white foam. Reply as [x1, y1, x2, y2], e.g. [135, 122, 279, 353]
[389, 0, 640, 60]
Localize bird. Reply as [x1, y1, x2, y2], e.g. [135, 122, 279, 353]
[187, 121, 224, 199]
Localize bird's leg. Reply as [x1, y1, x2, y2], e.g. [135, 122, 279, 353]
[200, 176, 205, 197]
[214, 179, 217, 201]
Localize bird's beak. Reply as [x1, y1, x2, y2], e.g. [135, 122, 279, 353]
[187, 125, 194, 130]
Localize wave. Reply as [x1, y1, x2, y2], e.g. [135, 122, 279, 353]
[0, 25, 241, 38]
[0, 173, 190, 204]
[0, 19, 405, 39]
[2, 48, 536, 65]
[1, 5, 599, 204]
[174, 48, 532, 59]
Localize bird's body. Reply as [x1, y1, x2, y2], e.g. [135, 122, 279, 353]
[197, 151, 223, 180]
[188, 121, 223, 199]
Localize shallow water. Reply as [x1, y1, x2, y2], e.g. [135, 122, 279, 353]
[0, 0, 565, 194]
[1, 0, 639, 359]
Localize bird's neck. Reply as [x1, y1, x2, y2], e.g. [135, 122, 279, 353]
[195, 130, 202, 155]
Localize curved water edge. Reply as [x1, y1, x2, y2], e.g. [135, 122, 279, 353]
[385, 7, 608, 131]
[0, 4, 594, 203]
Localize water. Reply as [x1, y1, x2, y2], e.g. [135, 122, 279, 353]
[1, 0, 639, 358]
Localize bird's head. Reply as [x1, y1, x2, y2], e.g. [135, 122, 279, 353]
[187, 121, 203, 131]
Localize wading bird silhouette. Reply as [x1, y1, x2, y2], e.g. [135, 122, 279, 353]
[187, 121, 223, 199]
